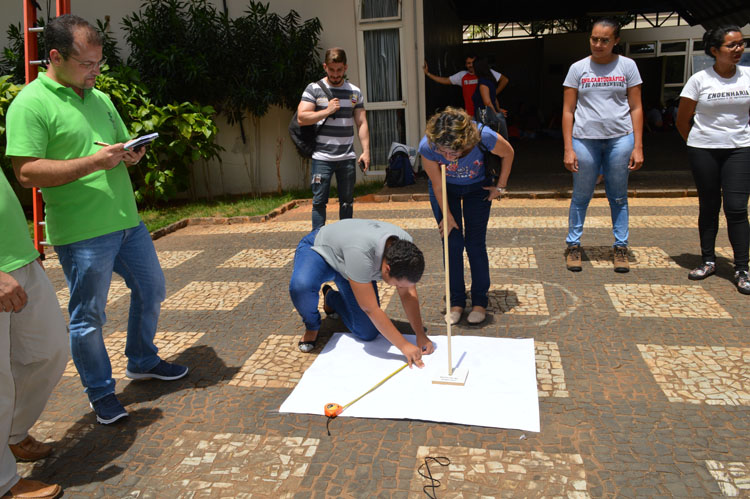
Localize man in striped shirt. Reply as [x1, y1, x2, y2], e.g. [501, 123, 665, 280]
[297, 47, 371, 230]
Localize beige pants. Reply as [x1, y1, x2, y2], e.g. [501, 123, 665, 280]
[0, 261, 68, 495]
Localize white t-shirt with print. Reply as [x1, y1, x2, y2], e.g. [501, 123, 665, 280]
[680, 65, 750, 149]
[563, 55, 642, 139]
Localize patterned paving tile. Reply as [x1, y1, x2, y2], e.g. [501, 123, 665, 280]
[43, 250, 203, 270]
[158, 250, 203, 269]
[62, 331, 205, 378]
[705, 460, 750, 496]
[55, 279, 129, 310]
[17, 421, 97, 476]
[586, 246, 680, 269]
[408, 446, 590, 498]
[229, 334, 320, 388]
[162, 281, 263, 311]
[133, 430, 319, 498]
[487, 284, 549, 315]
[218, 248, 296, 268]
[605, 284, 731, 319]
[536, 342, 569, 398]
[463, 247, 538, 269]
[716, 247, 734, 261]
[182, 215, 706, 235]
[638, 344, 750, 406]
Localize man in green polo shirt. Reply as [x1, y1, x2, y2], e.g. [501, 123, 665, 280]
[6, 14, 188, 426]
[0, 170, 67, 499]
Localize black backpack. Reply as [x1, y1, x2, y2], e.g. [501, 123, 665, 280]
[385, 151, 415, 187]
[289, 79, 333, 158]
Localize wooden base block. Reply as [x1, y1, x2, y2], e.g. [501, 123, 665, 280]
[431, 368, 469, 386]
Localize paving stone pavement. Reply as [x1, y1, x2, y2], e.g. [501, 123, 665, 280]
[20, 197, 750, 498]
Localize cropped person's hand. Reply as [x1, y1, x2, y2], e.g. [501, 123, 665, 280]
[563, 149, 578, 172]
[423, 61, 429, 75]
[438, 214, 459, 238]
[0, 271, 27, 313]
[628, 148, 644, 171]
[400, 342, 424, 368]
[327, 98, 340, 116]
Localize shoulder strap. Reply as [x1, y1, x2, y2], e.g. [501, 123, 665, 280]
[317, 79, 334, 100]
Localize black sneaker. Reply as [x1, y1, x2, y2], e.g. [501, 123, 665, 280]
[565, 245, 582, 272]
[125, 359, 188, 381]
[734, 270, 750, 295]
[90, 393, 128, 425]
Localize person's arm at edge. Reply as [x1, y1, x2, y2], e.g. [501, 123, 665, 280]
[562, 87, 578, 172]
[397, 284, 434, 355]
[349, 280, 424, 367]
[353, 107, 370, 171]
[12, 144, 130, 188]
[627, 84, 644, 170]
[675, 97, 697, 142]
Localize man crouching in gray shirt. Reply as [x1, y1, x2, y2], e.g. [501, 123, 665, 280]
[289, 219, 434, 367]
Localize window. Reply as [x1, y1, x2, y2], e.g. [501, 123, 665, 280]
[363, 29, 402, 102]
[359, 0, 400, 21]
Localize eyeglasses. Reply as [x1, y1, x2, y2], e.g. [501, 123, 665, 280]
[722, 40, 747, 50]
[590, 36, 612, 45]
[67, 55, 107, 70]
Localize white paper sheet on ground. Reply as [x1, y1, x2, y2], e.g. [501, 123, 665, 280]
[279, 333, 540, 432]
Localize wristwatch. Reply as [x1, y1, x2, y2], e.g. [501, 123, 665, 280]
[495, 186, 506, 194]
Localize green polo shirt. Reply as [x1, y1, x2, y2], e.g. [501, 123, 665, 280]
[0, 170, 39, 273]
[5, 74, 140, 246]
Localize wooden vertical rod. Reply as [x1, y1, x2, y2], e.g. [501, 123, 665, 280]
[441, 163, 453, 376]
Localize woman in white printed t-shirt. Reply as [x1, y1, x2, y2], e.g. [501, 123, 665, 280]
[676, 26, 750, 294]
[561, 18, 644, 274]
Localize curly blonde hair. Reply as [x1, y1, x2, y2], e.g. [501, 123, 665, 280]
[425, 107, 480, 152]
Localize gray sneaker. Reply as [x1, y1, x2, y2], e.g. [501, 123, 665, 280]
[565, 245, 582, 272]
[613, 246, 630, 273]
[734, 270, 750, 295]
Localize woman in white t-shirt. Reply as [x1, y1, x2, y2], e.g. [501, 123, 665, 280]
[676, 26, 750, 294]
[561, 18, 644, 274]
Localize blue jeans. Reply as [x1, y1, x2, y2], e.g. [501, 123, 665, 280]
[289, 230, 380, 340]
[311, 158, 356, 230]
[567, 134, 634, 247]
[428, 179, 491, 308]
[55, 221, 165, 403]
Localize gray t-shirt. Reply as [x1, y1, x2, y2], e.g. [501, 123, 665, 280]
[312, 219, 413, 283]
[563, 55, 642, 139]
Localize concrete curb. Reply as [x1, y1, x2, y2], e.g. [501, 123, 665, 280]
[150, 189, 698, 240]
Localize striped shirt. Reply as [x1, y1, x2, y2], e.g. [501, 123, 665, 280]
[301, 79, 364, 161]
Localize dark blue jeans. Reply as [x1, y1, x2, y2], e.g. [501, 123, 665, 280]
[311, 158, 356, 230]
[428, 179, 491, 308]
[288, 230, 380, 340]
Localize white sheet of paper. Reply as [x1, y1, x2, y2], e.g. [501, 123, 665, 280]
[279, 333, 540, 432]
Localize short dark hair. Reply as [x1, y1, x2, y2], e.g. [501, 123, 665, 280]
[592, 17, 621, 38]
[703, 25, 742, 58]
[325, 47, 347, 65]
[46, 14, 102, 59]
[384, 239, 424, 283]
